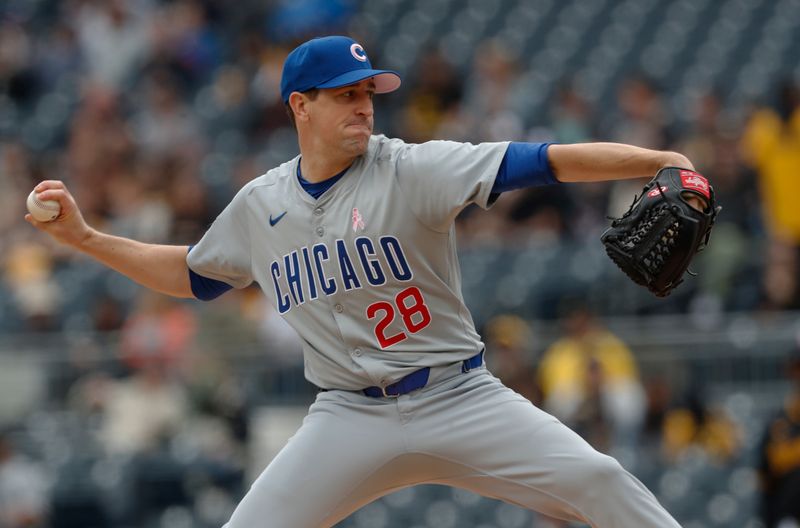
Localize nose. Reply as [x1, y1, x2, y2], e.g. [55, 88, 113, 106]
[355, 92, 374, 117]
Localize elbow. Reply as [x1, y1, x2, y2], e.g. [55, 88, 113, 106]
[155, 284, 196, 299]
[173, 288, 198, 300]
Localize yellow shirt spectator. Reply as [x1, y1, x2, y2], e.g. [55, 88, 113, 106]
[743, 107, 800, 243]
[539, 328, 639, 399]
[536, 307, 645, 443]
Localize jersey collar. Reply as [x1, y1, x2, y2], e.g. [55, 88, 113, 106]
[297, 162, 350, 200]
[289, 137, 378, 207]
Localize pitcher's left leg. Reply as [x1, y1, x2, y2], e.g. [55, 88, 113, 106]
[405, 370, 680, 528]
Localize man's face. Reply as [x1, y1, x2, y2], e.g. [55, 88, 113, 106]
[307, 79, 376, 156]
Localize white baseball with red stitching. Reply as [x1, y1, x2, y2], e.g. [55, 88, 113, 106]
[26, 190, 61, 222]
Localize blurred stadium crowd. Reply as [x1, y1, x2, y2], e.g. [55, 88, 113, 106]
[0, 0, 799, 527]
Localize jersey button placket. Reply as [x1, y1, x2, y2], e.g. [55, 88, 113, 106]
[315, 226, 325, 237]
[334, 303, 343, 313]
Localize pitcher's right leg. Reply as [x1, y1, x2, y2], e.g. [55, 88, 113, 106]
[223, 390, 405, 528]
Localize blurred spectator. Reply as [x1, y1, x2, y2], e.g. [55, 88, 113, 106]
[397, 49, 463, 143]
[457, 38, 524, 142]
[165, 160, 214, 243]
[150, 0, 221, 85]
[131, 68, 204, 157]
[0, 432, 49, 528]
[250, 45, 293, 139]
[199, 64, 252, 138]
[33, 22, 82, 88]
[202, 287, 307, 397]
[743, 80, 800, 310]
[604, 75, 669, 219]
[66, 82, 135, 221]
[73, 0, 152, 89]
[661, 385, 740, 464]
[0, 20, 38, 107]
[677, 88, 726, 171]
[505, 184, 573, 244]
[182, 352, 250, 447]
[642, 376, 674, 447]
[0, 142, 36, 238]
[454, 200, 516, 249]
[537, 303, 645, 450]
[604, 75, 669, 150]
[759, 347, 800, 527]
[3, 241, 61, 331]
[743, 80, 800, 246]
[99, 364, 190, 455]
[540, 80, 609, 240]
[760, 238, 800, 311]
[483, 314, 540, 404]
[267, 0, 356, 43]
[119, 290, 197, 372]
[549, 79, 594, 144]
[679, 88, 762, 309]
[571, 357, 613, 452]
[104, 165, 173, 243]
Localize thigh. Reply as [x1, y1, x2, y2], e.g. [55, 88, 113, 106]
[405, 370, 678, 527]
[224, 391, 405, 528]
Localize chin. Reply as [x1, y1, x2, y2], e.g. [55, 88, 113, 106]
[343, 135, 370, 155]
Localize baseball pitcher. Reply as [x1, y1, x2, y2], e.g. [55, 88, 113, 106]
[29, 36, 715, 527]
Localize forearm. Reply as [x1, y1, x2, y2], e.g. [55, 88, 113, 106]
[548, 143, 694, 183]
[78, 230, 193, 298]
[26, 180, 195, 299]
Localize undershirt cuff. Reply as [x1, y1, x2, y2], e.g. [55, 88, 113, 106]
[492, 142, 558, 194]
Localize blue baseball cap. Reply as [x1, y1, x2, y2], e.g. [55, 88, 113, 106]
[280, 36, 401, 103]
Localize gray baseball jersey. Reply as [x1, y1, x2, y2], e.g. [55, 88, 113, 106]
[190, 134, 682, 528]
[188, 134, 507, 390]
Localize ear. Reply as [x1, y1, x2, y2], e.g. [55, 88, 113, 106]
[289, 92, 311, 123]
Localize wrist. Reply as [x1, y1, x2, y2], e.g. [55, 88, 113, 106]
[72, 226, 97, 250]
[660, 152, 695, 171]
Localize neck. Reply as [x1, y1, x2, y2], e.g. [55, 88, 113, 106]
[297, 128, 366, 183]
[299, 154, 354, 183]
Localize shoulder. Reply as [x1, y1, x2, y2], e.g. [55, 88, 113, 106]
[238, 156, 299, 197]
[367, 134, 411, 163]
[368, 135, 484, 162]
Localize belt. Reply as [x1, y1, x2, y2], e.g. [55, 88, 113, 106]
[362, 350, 484, 398]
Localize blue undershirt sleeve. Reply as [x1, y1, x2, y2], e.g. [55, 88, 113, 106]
[492, 142, 558, 194]
[187, 245, 234, 301]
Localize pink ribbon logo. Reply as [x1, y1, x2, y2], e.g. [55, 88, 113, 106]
[352, 208, 365, 232]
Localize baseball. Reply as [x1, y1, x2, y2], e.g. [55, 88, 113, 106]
[26, 190, 61, 222]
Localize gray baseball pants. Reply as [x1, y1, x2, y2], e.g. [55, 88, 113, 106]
[223, 364, 681, 527]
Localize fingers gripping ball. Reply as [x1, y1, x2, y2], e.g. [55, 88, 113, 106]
[27, 190, 61, 222]
[600, 167, 721, 297]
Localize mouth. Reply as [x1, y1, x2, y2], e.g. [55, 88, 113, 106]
[346, 121, 372, 130]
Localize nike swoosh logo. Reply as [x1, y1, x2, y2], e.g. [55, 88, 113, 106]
[269, 211, 287, 227]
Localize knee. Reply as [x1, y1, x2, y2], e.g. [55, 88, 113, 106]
[561, 453, 629, 502]
[585, 453, 625, 480]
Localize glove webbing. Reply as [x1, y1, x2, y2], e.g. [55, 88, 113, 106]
[610, 201, 683, 287]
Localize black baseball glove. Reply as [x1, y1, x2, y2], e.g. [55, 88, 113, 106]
[600, 167, 720, 297]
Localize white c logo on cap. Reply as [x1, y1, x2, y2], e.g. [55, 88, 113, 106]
[350, 43, 367, 62]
